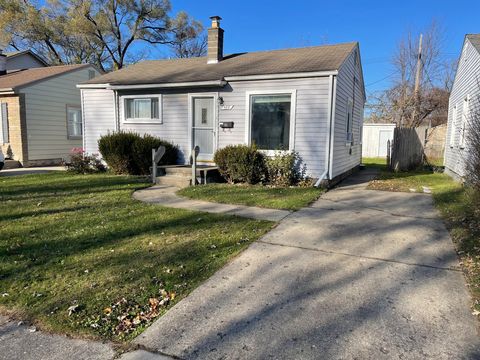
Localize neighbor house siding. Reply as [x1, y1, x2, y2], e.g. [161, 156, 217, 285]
[21, 66, 100, 164]
[444, 38, 480, 179]
[82, 88, 116, 155]
[7, 54, 45, 72]
[331, 47, 365, 179]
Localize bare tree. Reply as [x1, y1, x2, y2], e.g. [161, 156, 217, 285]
[367, 21, 455, 128]
[0, 0, 205, 71]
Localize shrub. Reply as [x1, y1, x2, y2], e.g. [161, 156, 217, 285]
[213, 145, 266, 184]
[98, 131, 178, 175]
[265, 151, 303, 187]
[64, 148, 106, 174]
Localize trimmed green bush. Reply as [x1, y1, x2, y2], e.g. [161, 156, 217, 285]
[265, 151, 303, 187]
[98, 131, 178, 175]
[213, 145, 266, 184]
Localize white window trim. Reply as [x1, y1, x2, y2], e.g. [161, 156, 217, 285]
[120, 94, 163, 124]
[345, 97, 354, 145]
[460, 95, 469, 149]
[450, 104, 457, 148]
[244, 89, 297, 156]
[66, 105, 82, 140]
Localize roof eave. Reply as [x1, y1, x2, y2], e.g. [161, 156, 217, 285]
[224, 70, 338, 81]
[0, 88, 16, 95]
[78, 80, 227, 90]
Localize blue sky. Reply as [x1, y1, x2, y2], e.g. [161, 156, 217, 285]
[168, 0, 479, 96]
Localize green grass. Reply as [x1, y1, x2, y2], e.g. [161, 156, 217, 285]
[367, 167, 480, 311]
[177, 183, 324, 211]
[0, 172, 273, 341]
[362, 157, 388, 169]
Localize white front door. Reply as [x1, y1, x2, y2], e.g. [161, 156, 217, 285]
[191, 96, 216, 161]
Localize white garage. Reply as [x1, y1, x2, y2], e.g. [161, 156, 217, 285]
[362, 123, 396, 158]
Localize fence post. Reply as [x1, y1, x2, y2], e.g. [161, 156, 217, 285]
[191, 146, 200, 186]
[386, 139, 391, 169]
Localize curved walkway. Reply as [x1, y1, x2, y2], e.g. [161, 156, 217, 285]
[133, 185, 291, 222]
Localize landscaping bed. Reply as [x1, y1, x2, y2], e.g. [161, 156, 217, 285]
[178, 183, 324, 211]
[0, 172, 273, 341]
[365, 159, 480, 314]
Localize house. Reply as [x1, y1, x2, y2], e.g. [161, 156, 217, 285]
[444, 34, 480, 179]
[4, 50, 48, 72]
[0, 51, 100, 166]
[361, 123, 396, 158]
[78, 16, 365, 183]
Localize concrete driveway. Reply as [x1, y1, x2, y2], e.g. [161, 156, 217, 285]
[136, 170, 480, 359]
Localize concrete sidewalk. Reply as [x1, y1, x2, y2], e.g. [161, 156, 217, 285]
[133, 185, 290, 222]
[135, 170, 480, 359]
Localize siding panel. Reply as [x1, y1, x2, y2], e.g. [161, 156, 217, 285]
[21, 66, 101, 160]
[444, 38, 480, 178]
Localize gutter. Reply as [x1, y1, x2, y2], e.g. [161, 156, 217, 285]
[77, 80, 227, 90]
[225, 70, 338, 82]
[0, 88, 15, 94]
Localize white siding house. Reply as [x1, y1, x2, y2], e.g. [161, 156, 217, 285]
[444, 34, 480, 179]
[78, 17, 365, 183]
[0, 64, 101, 166]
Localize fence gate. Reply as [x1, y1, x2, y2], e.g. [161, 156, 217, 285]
[389, 127, 425, 171]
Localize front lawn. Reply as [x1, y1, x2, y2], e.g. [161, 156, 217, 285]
[0, 173, 273, 341]
[366, 159, 480, 313]
[177, 183, 324, 211]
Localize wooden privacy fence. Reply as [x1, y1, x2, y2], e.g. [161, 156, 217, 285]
[388, 127, 425, 171]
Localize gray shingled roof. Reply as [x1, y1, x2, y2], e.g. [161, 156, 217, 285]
[83, 42, 357, 86]
[467, 34, 480, 53]
[0, 64, 90, 92]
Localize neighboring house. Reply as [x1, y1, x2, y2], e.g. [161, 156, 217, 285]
[445, 34, 480, 180]
[78, 16, 365, 182]
[362, 123, 396, 158]
[5, 50, 48, 72]
[0, 55, 100, 166]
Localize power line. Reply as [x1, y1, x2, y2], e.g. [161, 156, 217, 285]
[365, 71, 397, 87]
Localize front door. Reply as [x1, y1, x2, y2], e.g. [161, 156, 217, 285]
[191, 96, 215, 161]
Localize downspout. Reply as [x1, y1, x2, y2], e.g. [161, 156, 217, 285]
[328, 75, 337, 180]
[314, 74, 337, 187]
[80, 89, 86, 151]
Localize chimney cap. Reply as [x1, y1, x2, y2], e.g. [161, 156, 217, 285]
[209, 16, 222, 29]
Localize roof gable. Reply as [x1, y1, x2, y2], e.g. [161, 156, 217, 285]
[82, 42, 357, 86]
[0, 64, 91, 93]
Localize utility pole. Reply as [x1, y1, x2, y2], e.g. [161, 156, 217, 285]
[412, 34, 423, 126]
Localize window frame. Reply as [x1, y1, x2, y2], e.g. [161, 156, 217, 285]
[66, 105, 82, 140]
[346, 97, 354, 144]
[245, 89, 297, 156]
[460, 95, 469, 149]
[121, 94, 163, 124]
[449, 104, 457, 148]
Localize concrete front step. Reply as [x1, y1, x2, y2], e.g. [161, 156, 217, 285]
[3, 160, 21, 169]
[155, 175, 191, 188]
[164, 166, 193, 176]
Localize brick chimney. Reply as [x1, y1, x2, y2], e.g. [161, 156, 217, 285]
[207, 16, 224, 64]
[0, 49, 6, 76]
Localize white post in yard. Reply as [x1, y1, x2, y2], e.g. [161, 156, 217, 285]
[192, 146, 200, 186]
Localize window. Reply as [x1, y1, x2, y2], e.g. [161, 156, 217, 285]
[67, 106, 82, 139]
[123, 95, 161, 123]
[346, 98, 354, 143]
[0, 102, 9, 144]
[450, 104, 457, 147]
[249, 93, 293, 151]
[460, 96, 469, 148]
